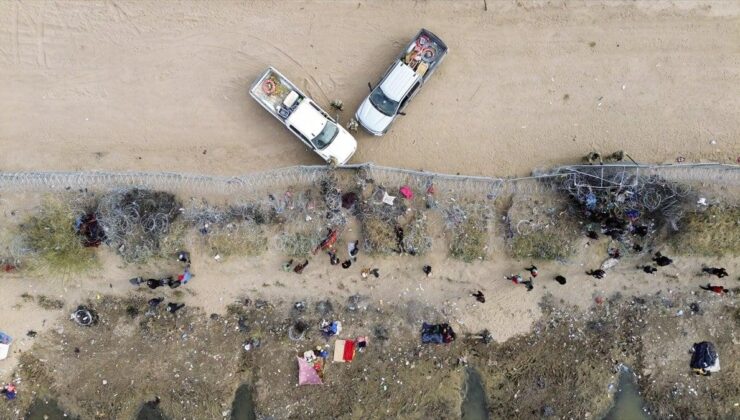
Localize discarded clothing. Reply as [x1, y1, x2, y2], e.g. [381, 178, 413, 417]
[421, 322, 456, 344]
[0, 332, 11, 361]
[690, 341, 720, 374]
[399, 186, 414, 199]
[341, 192, 357, 209]
[297, 356, 323, 385]
[333, 339, 355, 363]
[321, 321, 342, 337]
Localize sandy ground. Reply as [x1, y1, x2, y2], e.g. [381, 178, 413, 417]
[1, 0, 739, 177]
[1, 189, 737, 384]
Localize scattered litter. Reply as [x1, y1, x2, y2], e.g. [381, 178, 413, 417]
[297, 356, 323, 386]
[399, 186, 414, 199]
[382, 192, 396, 205]
[0, 332, 11, 361]
[321, 320, 342, 337]
[71, 306, 97, 327]
[333, 339, 355, 363]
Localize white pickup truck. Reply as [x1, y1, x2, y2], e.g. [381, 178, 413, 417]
[355, 29, 448, 136]
[249, 67, 357, 165]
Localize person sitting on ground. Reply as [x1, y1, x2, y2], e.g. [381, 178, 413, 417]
[423, 265, 432, 277]
[699, 283, 729, 294]
[702, 267, 728, 278]
[177, 251, 190, 264]
[472, 290, 486, 303]
[633, 225, 649, 237]
[166, 303, 185, 313]
[395, 226, 405, 253]
[356, 336, 368, 352]
[653, 252, 673, 267]
[348, 240, 360, 261]
[341, 259, 352, 269]
[165, 276, 181, 289]
[1, 383, 17, 400]
[525, 265, 538, 278]
[328, 251, 340, 265]
[282, 259, 294, 272]
[148, 297, 164, 307]
[177, 265, 192, 285]
[586, 269, 606, 279]
[147, 278, 165, 289]
[293, 260, 309, 274]
[554, 275, 567, 285]
[642, 265, 658, 274]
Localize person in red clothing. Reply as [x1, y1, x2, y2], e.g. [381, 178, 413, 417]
[699, 283, 729, 294]
[505, 274, 533, 291]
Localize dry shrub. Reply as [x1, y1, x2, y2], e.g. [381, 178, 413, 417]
[37, 295, 65, 310]
[204, 222, 267, 258]
[157, 218, 189, 258]
[510, 230, 576, 260]
[450, 218, 488, 262]
[669, 205, 740, 257]
[20, 197, 98, 275]
[276, 229, 321, 257]
[401, 214, 432, 256]
[362, 217, 397, 255]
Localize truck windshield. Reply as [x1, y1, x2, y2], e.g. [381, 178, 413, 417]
[312, 121, 339, 149]
[369, 87, 399, 117]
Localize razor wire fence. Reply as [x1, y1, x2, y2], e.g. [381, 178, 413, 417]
[0, 163, 738, 201]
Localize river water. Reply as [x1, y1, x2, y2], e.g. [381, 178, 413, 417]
[230, 384, 257, 420]
[604, 366, 651, 420]
[461, 367, 489, 420]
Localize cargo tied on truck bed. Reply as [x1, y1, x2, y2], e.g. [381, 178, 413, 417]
[249, 67, 357, 165]
[355, 29, 448, 136]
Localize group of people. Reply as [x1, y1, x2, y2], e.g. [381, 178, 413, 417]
[284, 238, 385, 280]
[130, 250, 193, 314]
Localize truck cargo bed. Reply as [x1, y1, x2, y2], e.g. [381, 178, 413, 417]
[400, 29, 448, 80]
[249, 67, 305, 121]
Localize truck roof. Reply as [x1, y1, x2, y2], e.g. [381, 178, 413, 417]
[286, 100, 327, 139]
[379, 61, 419, 102]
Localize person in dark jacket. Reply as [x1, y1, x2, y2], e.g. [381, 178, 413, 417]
[652, 252, 673, 266]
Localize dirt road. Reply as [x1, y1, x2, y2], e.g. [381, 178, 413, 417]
[1, 1, 738, 176]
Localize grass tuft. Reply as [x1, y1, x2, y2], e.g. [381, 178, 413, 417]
[204, 222, 267, 258]
[20, 198, 98, 275]
[449, 218, 488, 262]
[669, 205, 740, 257]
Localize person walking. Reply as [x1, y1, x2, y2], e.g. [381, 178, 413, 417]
[702, 267, 728, 278]
[472, 291, 486, 303]
[699, 283, 729, 294]
[642, 265, 657, 274]
[652, 252, 673, 267]
[524, 265, 538, 278]
[166, 303, 185, 313]
[293, 260, 309, 274]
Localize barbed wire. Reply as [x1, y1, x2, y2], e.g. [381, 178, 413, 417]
[0, 163, 737, 196]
